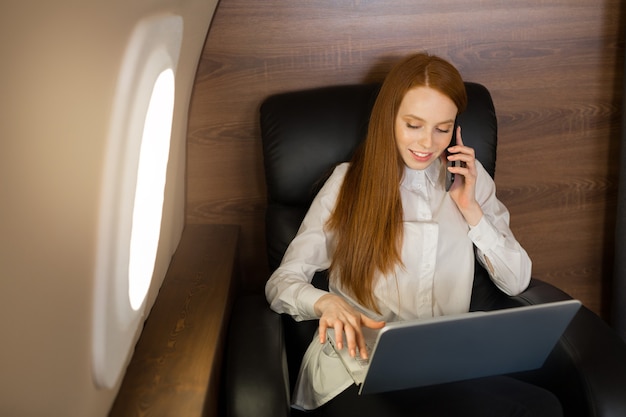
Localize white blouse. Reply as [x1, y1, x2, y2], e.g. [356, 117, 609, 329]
[265, 159, 531, 410]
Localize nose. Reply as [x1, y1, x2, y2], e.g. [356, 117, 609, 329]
[418, 131, 432, 149]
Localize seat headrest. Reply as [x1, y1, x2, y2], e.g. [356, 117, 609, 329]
[260, 82, 497, 208]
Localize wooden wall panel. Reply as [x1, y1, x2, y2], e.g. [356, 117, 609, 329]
[187, 0, 624, 318]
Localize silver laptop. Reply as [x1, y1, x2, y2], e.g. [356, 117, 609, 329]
[327, 299, 581, 395]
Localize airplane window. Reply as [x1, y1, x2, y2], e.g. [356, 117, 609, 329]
[92, 14, 183, 389]
[128, 68, 174, 311]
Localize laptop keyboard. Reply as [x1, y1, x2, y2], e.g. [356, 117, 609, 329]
[356, 356, 369, 366]
[355, 341, 375, 366]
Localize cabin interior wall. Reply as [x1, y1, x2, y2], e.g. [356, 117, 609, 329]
[0, 2, 623, 416]
[187, 0, 625, 319]
[0, 1, 217, 416]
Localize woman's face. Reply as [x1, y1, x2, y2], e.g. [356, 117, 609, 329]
[394, 86, 458, 170]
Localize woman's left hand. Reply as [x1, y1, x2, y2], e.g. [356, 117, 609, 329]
[446, 126, 484, 226]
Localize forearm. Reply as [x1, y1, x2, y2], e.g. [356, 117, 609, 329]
[469, 217, 532, 295]
[265, 270, 328, 321]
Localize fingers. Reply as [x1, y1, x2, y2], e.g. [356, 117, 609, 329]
[448, 126, 469, 156]
[361, 314, 386, 330]
[354, 314, 386, 359]
[355, 330, 368, 359]
[316, 294, 385, 359]
[447, 125, 464, 150]
[447, 126, 476, 176]
[445, 125, 481, 221]
[447, 147, 475, 167]
[318, 319, 328, 345]
[343, 323, 358, 357]
[319, 316, 358, 355]
[334, 314, 363, 357]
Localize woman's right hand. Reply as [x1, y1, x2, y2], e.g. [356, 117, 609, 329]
[314, 293, 385, 360]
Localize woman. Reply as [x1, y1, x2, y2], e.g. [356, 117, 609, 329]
[265, 53, 561, 416]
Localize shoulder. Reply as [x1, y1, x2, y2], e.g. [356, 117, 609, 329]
[323, 162, 350, 189]
[332, 162, 350, 177]
[312, 162, 350, 205]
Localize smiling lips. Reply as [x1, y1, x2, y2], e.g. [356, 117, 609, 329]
[410, 149, 432, 161]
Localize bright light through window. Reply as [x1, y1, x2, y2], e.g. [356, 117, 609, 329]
[128, 68, 175, 310]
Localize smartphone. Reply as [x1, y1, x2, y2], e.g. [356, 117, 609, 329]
[445, 158, 459, 192]
[445, 121, 459, 192]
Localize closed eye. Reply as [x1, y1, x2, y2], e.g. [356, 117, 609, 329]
[406, 123, 421, 129]
[437, 122, 455, 134]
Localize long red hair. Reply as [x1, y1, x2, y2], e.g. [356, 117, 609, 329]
[326, 53, 468, 312]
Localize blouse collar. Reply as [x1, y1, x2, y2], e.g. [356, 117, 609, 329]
[401, 157, 444, 190]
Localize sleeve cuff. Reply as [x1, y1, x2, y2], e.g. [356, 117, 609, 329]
[296, 286, 329, 319]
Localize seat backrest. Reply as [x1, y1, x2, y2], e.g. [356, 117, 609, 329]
[261, 82, 498, 272]
[260, 82, 505, 390]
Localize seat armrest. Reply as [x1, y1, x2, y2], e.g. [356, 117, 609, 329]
[509, 279, 626, 417]
[558, 306, 626, 417]
[511, 278, 574, 305]
[520, 305, 626, 417]
[224, 294, 290, 417]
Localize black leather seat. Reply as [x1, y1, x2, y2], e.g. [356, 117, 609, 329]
[224, 83, 626, 417]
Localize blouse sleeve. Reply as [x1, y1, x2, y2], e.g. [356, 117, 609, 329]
[467, 162, 532, 296]
[264, 164, 348, 321]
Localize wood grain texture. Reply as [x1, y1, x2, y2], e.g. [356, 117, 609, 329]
[186, 0, 624, 318]
[109, 224, 239, 417]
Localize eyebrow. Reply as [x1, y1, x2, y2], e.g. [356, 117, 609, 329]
[403, 114, 455, 125]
